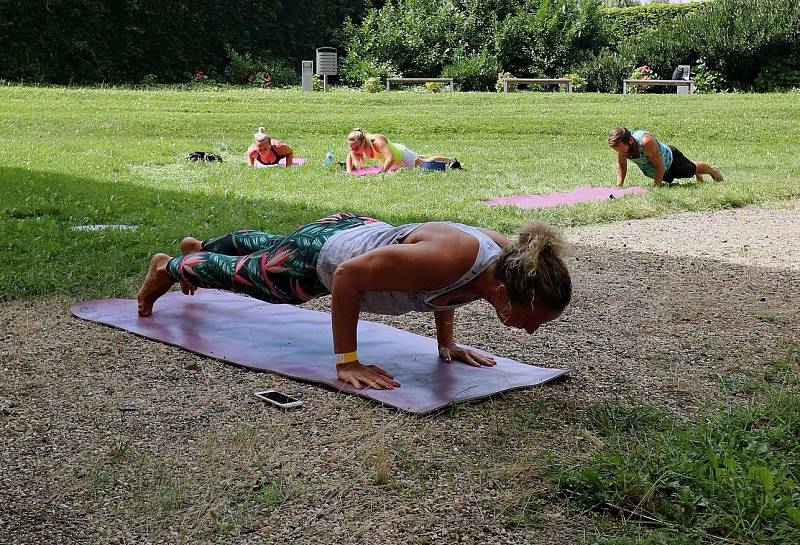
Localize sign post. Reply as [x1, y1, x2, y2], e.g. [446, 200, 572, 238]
[301, 61, 313, 92]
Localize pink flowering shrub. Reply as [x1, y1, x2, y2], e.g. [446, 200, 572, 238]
[629, 65, 660, 93]
[630, 65, 659, 81]
[248, 70, 272, 88]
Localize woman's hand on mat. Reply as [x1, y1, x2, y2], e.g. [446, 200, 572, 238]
[438, 343, 496, 367]
[337, 361, 401, 390]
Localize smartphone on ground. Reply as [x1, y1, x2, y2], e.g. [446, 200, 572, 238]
[254, 389, 304, 409]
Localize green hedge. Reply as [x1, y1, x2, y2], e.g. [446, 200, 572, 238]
[0, 0, 377, 84]
[342, 0, 799, 93]
[341, 0, 607, 87]
[3, 0, 798, 91]
[624, 0, 800, 91]
[601, 3, 707, 45]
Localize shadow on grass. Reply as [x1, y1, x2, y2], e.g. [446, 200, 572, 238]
[0, 167, 432, 301]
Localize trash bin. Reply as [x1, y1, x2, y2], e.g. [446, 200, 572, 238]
[315, 47, 338, 92]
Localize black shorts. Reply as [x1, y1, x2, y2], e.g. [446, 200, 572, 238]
[664, 145, 696, 183]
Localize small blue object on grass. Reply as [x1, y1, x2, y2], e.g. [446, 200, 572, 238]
[419, 160, 446, 171]
[325, 151, 334, 166]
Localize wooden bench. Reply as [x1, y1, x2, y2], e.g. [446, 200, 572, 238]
[502, 78, 573, 93]
[623, 79, 695, 94]
[385, 77, 454, 92]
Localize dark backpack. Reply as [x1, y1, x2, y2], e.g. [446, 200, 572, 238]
[187, 151, 222, 162]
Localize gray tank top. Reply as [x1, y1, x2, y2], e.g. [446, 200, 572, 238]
[316, 222, 502, 315]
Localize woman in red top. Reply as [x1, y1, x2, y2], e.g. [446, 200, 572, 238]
[247, 127, 294, 167]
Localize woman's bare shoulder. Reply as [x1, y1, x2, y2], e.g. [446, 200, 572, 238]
[477, 228, 510, 248]
[405, 223, 479, 263]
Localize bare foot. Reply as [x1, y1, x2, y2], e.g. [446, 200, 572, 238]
[179, 237, 202, 295]
[180, 236, 202, 255]
[710, 166, 724, 182]
[137, 253, 174, 317]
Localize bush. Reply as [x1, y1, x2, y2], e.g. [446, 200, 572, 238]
[626, 0, 800, 91]
[362, 76, 383, 93]
[341, 0, 485, 81]
[424, 81, 445, 93]
[0, 1, 375, 84]
[339, 0, 799, 93]
[601, 3, 705, 45]
[140, 73, 158, 87]
[754, 52, 800, 92]
[187, 69, 217, 89]
[575, 49, 631, 93]
[257, 55, 298, 88]
[222, 47, 298, 87]
[563, 72, 587, 92]
[495, 71, 515, 93]
[626, 64, 659, 93]
[692, 59, 729, 94]
[224, 46, 256, 84]
[441, 49, 501, 92]
[248, 71, 272, 88]
[495, 0, 608, 78]
[340, 56, 399, 88]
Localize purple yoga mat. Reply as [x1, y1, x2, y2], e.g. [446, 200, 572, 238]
[71, 291, 568, 413]
[482, 186, 646, 209]
[254, 157, 308, 168]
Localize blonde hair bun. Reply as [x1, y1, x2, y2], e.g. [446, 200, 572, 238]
[493, 221, 572, 310]
[254, 127, 269, 142]
[347, 128, 367, 143]
[512, 222, 569, 272]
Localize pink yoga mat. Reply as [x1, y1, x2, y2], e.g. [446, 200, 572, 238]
[71, 291, 568, 414]
[349, 166, 385, 176]
[482, 186, 646, 209]
[254, 157, 308, 168]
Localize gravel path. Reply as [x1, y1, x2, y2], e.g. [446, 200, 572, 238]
[2, 200, 798, 545]
[568, 199, 800, 272]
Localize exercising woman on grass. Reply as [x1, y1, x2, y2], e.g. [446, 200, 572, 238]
[346, 128, 461, 173]
[608, 126, 723, 188]
[137, 213, 571, 390]
[247, 127, 294, 167]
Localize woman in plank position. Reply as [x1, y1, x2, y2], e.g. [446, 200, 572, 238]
[137, 213, 571, 390]
[247, 126, 294, 167]
[346, 128, 461, 173]
[608, 126, 723, 187]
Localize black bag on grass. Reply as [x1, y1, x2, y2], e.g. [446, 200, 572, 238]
[187, 151, 222, 162]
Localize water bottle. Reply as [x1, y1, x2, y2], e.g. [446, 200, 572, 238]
[324, 150, 334, 166]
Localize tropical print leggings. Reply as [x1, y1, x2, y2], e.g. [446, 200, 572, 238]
[165, 213, 378, 305]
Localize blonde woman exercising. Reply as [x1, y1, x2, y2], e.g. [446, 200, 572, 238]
[346, 128, 460, 173]
[247, 127, 294, 167]
[138, 213, 570, 390]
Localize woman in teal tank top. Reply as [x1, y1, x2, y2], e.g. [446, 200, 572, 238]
[608, 126, 723, 187]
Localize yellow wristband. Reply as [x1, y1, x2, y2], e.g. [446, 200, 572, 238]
[335, 351, 359, 365]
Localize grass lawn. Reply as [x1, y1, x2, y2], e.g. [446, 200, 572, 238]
[1, 86, 799, 300]
[558, 354, 800, 545]
[2, 86, 799, 544]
